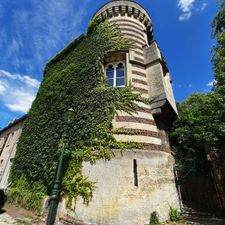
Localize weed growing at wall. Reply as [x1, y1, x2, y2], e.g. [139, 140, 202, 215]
[169, 207, 183, 222]
[149, 211, 161, 225]
[10, 20, 143, 209]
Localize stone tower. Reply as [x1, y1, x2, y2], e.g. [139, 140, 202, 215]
[61, 1, 180, 224]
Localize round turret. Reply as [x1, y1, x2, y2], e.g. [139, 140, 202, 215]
[92, 0, 154, 46]
[92, 0, 163, 151]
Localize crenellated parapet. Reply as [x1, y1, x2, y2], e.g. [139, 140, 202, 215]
[94, 0, 152, 28]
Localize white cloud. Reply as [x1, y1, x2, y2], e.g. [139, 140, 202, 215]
[201, 2, 207, 11]
[188, 84, 193, 88]
[0, 70, 40, 88]
[0, 69, 40, 113]
[207, 80, 215, 87]
[178, 0, 195, 21]
[179, 12, 192, 21]
[178, 0, 208, 21]
[5, 90, 36, 113]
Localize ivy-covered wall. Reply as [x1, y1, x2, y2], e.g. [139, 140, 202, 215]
[9, 20, 143, 208]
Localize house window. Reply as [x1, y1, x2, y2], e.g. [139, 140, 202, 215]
[106, 64, 114, 86]
[6, 132, 14, 147]
[106, 62, 125, 87]
[0, 134, 9, 156]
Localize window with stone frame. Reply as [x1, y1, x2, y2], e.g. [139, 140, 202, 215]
[105, 61, 125, 87]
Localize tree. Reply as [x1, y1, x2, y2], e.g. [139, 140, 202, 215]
[170, 94, 213, 176]
[170, 0, 225, 211]
[212, 0, 225, 87]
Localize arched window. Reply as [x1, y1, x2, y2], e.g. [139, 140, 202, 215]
[106, 64, 114, 86]
[105, 62, 125, 87]
[116, 63, 125, 86]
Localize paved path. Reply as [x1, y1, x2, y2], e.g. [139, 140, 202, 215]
[0, 207, 44, 225]
[0, 212, 16, 225]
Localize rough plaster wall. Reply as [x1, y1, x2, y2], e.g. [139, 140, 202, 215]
[144, 42, 161, 64]
[62, 150, 180, 225]
[154, 118, 170, 152]
[146, 63, 165, 101]
[164, 73, 177, 113]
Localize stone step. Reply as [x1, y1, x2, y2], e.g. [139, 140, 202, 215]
[185, 215, 225, 225]
[58, 216, 96, 225]
[181, 204, 225, 225]
[182, 205, 212, 217]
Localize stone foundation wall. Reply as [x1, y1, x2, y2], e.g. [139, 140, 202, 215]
[60, 150, 180, 225]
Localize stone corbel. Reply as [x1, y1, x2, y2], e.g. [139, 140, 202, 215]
[121, 5, 126, 16]
[144, 18, 149, 26]
[127, 6, 133, 16]
[139, 12, 144, 22]
[114, 6, 119, 16]
[134, 8, 139, 18]
[107, 7, 113, 17]
[102, 11, 107, 19]
[97, 14, 102, 22]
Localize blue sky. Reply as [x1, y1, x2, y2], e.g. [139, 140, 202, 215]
[0, 0, 217, 128]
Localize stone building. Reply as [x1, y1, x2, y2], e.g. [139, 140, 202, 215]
[59, 0, 180, 224]
[0, 0, 180, 224]
[0, 116, 26, 190]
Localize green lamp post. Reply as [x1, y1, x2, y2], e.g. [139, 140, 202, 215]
[46, 109, 74, 225]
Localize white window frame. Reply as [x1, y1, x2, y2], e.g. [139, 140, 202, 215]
[105, 61, 126, 87]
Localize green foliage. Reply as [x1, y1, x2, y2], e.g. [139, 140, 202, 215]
[149, 211, 161, 225]
[212, 0, 225, 87]
[7, 176, 46, 214]
[10, 20, 143, 208]
[170, 92, 225, 176]
[169, 207, 182, 222]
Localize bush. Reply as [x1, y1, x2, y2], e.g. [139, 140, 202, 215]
[149, 211, 161, 225]
[169, 207, 182, 222]
[7, 176, 46, 214]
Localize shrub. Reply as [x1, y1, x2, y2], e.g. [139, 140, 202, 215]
[169, 207, 182, 222]
[149, 211, 161, 225]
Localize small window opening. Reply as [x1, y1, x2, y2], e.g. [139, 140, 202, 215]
[133, 159, 138, 187]
[105, 62, 125, 87]
[146, 26, 153, 45]
[0, 134, 9, 156]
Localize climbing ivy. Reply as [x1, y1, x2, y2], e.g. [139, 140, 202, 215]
[10, 20, 143, 208]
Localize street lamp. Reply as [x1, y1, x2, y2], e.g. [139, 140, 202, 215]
[46, 108, 74, 225]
